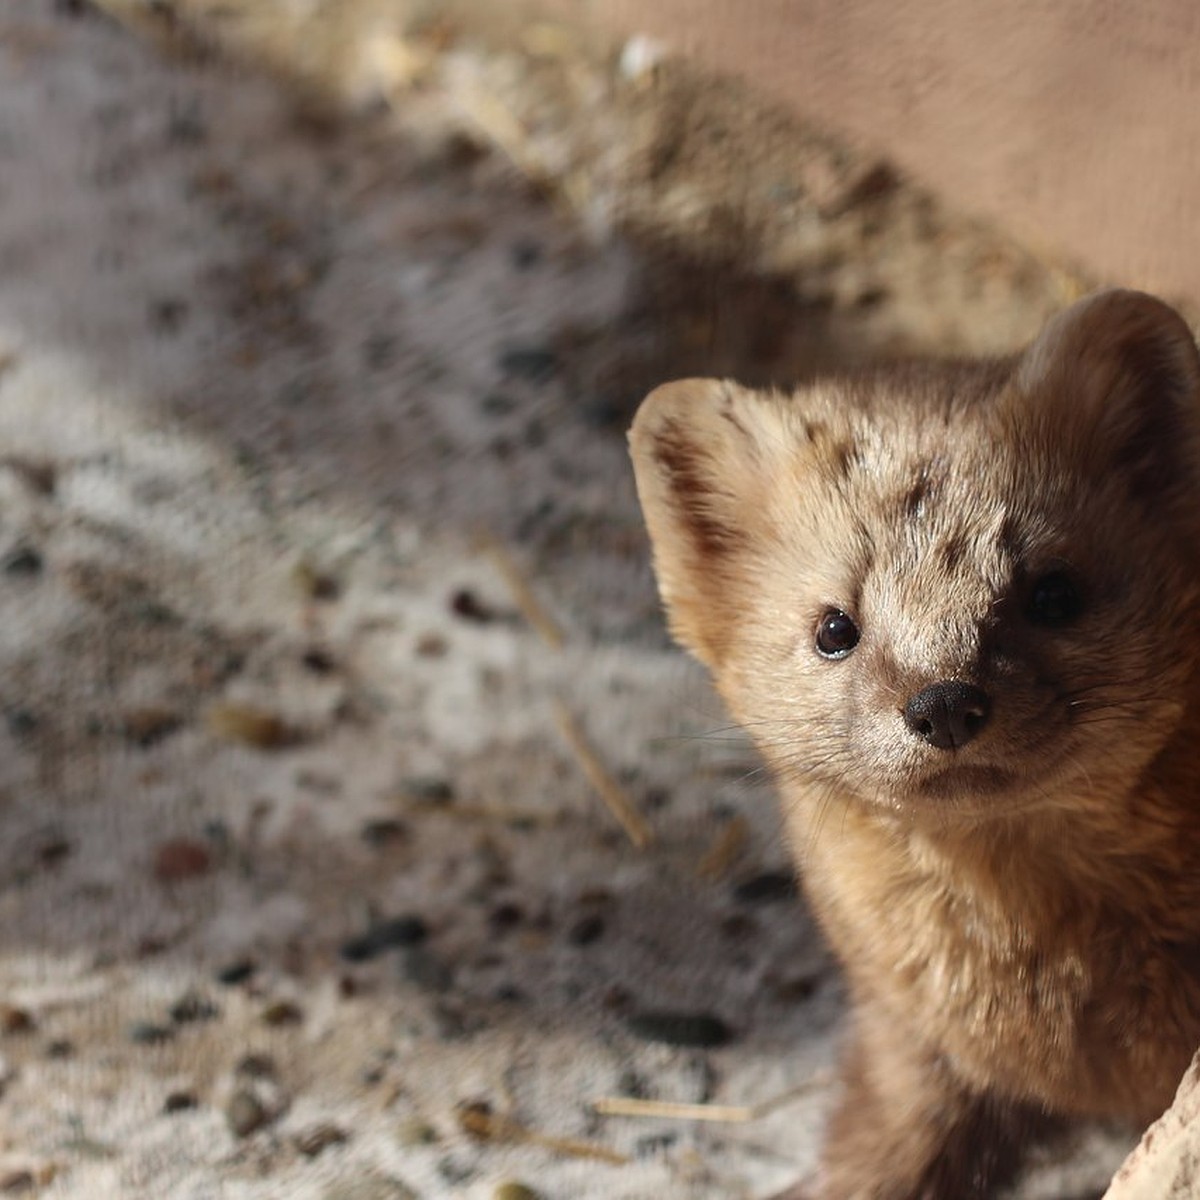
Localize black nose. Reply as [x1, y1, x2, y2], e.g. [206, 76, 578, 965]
[903, 681, 991, 750]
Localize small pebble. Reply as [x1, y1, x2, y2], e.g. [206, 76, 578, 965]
[134, 600, 182, 627]
[449, 588, 497, 623]
[216, 959, 256, 986]
[0, 1006, 34, 1035]
[261, 1000, 303, 1027]
[487, 902, 523, 933]
[226, 1089, 270, 1138]
[624, 1010, 734, 1048]
[294, 1122, 348, 1157]
[153, 839, 212, 883]
[1, 547, 42, 577]
[721, 913, 757, 940]
[0, 1171, 33, 1194]
[415, 633, 448, 658]
[772, 974, 821, 1002]
[169, 992, 220, 1024]
[44, 1039, 74, 1059]
[128, 1021, 175, 1046]
[341, 915, 428, 962]
[635, 1133, 678, 1158]
[235, 1053, 277, 1079]
[164, 1091, 198, 1113]
[508, 238, 542, 270]
[292, 560, 340, 601]
[493, 1184, 540, 1200]
[5, 710, 38, 737]
[399, 776, 455, 806]
[149, 296, 189, 332]
[37, 837, 71, 867]
[732, 870, 798, 904]
[206, 703, 292, 749]
[1, 456, 54, 496]
[301, 648, 336, 674]
[497, 346, 559, 382]
[567, 914, 605, 946]
[602, 984, 632, 1012]
[360, 819, 408, 849]
[396, 1117, 439, 1147]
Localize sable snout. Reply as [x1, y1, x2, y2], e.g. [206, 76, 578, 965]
[903, 680, 991, 749]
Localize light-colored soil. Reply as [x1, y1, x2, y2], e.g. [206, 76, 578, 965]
[0, 2, 1138, 1197]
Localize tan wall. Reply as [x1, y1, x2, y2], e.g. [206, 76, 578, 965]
[557, 0, 1200, 305]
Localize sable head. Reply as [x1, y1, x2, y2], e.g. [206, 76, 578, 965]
[629, 289, 1200, 819]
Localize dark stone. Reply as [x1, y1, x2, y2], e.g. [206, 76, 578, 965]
[567, 914, 605, 946]
[301, 648, 336, 674]
[636, 1133, 679, 1157]
[624, 1010, 734, 1048]
[164, 1090, 198, 1113]
[772, 974, 821, 1002]
[487, 902, 523, 933]
[216, 959, 256, 986]
[128, 1021, 175, 1045]
[449, 588, 497, 623]
[235, 1053, 277, 1079]
[509, 239, 542, 270]
[5, 709, 38, 737]
[169, 992, 221, 1024]
[399, 776, 455, 805]
[2, 547, 42, 577]
[340, 915, 429, 962]
[360, 819, 408, 849]
[732, 870, 798, 904]
[150, 297, 189, 332]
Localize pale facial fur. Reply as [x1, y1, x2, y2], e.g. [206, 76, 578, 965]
[629, 289, 1200, 1199]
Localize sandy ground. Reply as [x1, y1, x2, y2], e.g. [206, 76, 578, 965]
[0, 3, 1144, 1198]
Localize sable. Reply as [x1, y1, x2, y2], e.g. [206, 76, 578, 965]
[629, 289, 1200, 1199]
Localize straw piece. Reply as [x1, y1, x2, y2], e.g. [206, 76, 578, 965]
[696, 815, 749, 880]
[458, 1104, 629, 1165]
[591, 1074, 834, 1124]
[553, 702, 653, 849]
[476, 530, 565, 649]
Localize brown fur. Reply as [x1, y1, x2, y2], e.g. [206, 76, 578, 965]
[628, 289, 1200, 1198]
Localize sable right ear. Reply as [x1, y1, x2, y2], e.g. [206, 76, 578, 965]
[629, 378, 789, 667]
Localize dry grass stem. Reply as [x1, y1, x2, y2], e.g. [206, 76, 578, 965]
[476, 529, 565, 649]
[553, 702, 654, 849]
[458, 1104, 630, 1165]
[591, 1073, 835, 1124]
[696, 815, 750, 880]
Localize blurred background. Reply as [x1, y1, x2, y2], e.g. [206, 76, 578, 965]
[0, 1, 1181, 1197]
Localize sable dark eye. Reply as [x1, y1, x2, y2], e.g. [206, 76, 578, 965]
[816, 609, 860, 659]
[1027, 571, 1083, 626]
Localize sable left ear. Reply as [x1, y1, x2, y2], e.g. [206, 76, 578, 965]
[1013, 288, 1200, 499]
